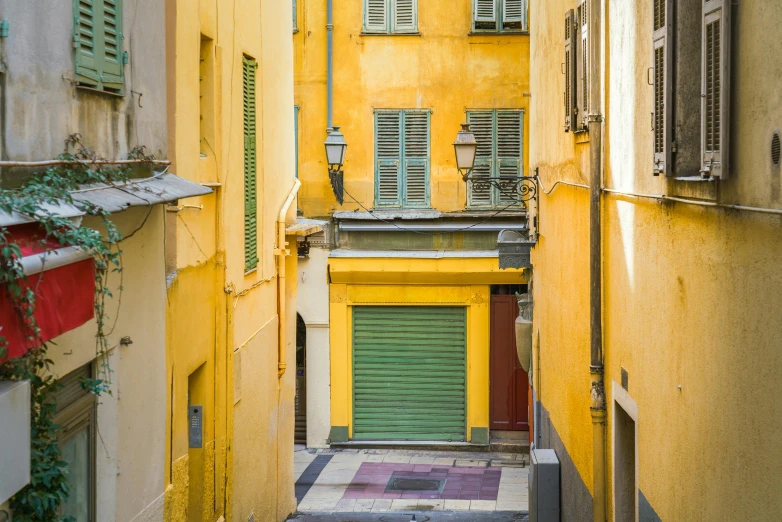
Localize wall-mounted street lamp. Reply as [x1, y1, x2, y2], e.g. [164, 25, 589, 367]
[453, 123, 478, 181]
[452, 123, 538, 205]
[324, 126, 347, 205]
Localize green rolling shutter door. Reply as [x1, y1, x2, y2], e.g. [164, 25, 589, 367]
[352, 306, 466, 441]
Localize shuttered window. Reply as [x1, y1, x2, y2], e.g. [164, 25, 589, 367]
[701, 0, 731, 179]
[652, 0, 673, 175]
[473, 0, 528, 33]
[466, 110, 524, 208]
[73, 0, 126, 93]
[374, 110, 430, 208]
[364, 0, 418, 34]
[564, 9, 577, 132]
[352, 306, 467, 442]
[575, 0, 589, 131]
[243, 56, 259, 272]
[293, 0, 298, 32]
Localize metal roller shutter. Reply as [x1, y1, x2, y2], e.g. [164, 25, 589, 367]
[352, 306, 467, 441]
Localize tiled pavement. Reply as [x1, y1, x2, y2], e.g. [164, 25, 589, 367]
[294, 446, 529, 514]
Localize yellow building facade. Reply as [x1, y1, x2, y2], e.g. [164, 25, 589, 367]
[165, 0, 301, 520]
[530, 0, 782, 520]
[295, 0, 531, 448]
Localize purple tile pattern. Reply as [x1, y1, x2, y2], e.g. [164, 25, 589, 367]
[343, 462, 502, 501]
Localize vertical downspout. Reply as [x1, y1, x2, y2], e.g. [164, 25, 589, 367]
[588, 0, 606, 521]
[326, 0, 334, 129]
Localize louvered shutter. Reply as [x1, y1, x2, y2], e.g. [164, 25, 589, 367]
[100, 0, 123, 89]
[576, 0, 589, 130]
[53, 364, 92, 413]
[74, 0, 100, 85]
[467, 111, 494, 207]
[375, 112, 402, 207]
[701, 0, 731, 179]
[243, 57, 259, 271]
[652, 0, 673, 176]
[497, 111, 523, 207]
[503, 0, 525, 30]
[564, 10, 577, 132]
[393, 0, 417, 33]
[474, 0, 497, 24]
[403, 112, 429, 207]
[365, 0, 388, 33]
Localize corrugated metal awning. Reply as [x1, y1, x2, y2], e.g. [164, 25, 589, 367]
[0, 173, 212, 227]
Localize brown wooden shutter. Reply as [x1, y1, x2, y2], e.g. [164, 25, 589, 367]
[576, 0, 589, 130]
[564, 9, 577, 132]
[701, 0, 731, 179]
[653, 0, 673, 176]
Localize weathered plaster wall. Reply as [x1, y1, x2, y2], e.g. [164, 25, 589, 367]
[532, 0, 782, 520]
[298, 247, 332, 448]
[166, 0, 297, 520]
[294, 0, 530, 217]
[49, 207, 167, 522]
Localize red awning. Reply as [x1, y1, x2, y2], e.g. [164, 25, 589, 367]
[0, 224, 95, 359]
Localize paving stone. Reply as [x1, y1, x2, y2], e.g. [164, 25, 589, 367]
[455, 460, 488, 467]
[354, 499, 375, 512]
[390, 499, 419, 511]
[444, 499, 471, 511]
[433, 457, 455, 465]
[416, 499, 445, 511]
[370, 499, 392, 512]
[470, 500, 497, 511]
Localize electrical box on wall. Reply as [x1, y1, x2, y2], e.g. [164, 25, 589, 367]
[529, 448, 560, 522]
[0, 380, 31, 504]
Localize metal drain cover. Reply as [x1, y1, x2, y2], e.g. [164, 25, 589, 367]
[386, 477, 445, 492]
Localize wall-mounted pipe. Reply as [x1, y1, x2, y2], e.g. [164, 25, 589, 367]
[326, 0, 334, 129]
[588, 0, 606, 519]
[277, 178, 302, 378]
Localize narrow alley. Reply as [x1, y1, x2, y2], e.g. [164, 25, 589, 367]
[290, 447, 529, 520]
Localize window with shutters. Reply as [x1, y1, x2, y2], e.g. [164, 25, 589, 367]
[574, 0, 589, 131]
[243, 56, 259, 272]
[73, 0, 126, 93]
[563, 9, 577, 132]
[473, 0, 528, 33]
[364, 0, 418, 34]
[374, 110, 430, 208]
[466, 110, 524, 208]
[651, 0, 731, 179]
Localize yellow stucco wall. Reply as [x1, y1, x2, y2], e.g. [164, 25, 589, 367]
[165, 0, 298, 520]
[531, 0, 782, 520]
[294, 0, 530, 217]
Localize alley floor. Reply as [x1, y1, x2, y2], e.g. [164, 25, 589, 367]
[292, 445, 529, 519]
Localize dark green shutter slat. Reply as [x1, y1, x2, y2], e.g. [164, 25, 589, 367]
[243, 57, 259, 271]
[352, 306, 466, 442]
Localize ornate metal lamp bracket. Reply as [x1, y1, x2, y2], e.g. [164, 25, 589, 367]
[466, 175, 538, 204]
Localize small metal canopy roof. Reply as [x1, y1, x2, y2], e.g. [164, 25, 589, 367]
[0, 173, 212, 227]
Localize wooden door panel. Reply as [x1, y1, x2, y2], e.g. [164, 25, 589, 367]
[490, 295, 529, 431]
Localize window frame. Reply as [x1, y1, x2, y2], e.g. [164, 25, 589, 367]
[363, 0, 419, 35]
[465, 108, 525, 209]
[373, 108, 432, 209]
[472, 0, 529, 34]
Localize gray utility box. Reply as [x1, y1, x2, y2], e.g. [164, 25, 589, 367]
[529, 448, 560, 522]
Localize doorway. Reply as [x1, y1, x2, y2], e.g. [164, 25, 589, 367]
[614, 386, 638, 522]
[295, 314, 307, 445]
[489, 285, 529, 431]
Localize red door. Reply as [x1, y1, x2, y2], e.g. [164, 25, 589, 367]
[490, 295, 529, 431]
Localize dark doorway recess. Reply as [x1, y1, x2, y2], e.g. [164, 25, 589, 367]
[295, 314, 307, 444]
[490, 285, 529, 431]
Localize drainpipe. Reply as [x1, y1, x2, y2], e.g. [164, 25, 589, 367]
[326, 0, 334, 129]
[588, 0, 606, 520]
[277, 178, 302, 378]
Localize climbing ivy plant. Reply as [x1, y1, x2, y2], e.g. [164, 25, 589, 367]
[0, 135, 151, 522]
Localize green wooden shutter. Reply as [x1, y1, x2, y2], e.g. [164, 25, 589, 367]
[564, 10, 577, 131]
[375, 111, 402, 207]
[576, 0, 588, 130]
[365, 0, 388, 33]
[352, 306, 467, 442]
[467, 111, 494, 207]
[474, 0, 497, 24]
[402, 111, 429, 207]
[497, 111, 523, 207]
[653, 0, 673, 176]
[73, 0, 100, 85]
[243, 57, 259, 271]
[100, 0, 123, 89]
[393, 0, 417, 33]
[503, 0, 525, 30]
[701, 0, 731, 179]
